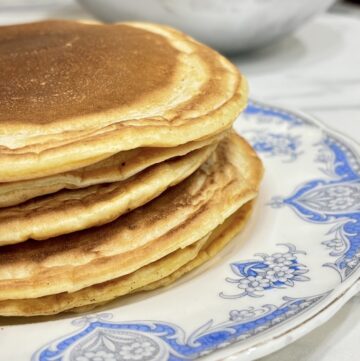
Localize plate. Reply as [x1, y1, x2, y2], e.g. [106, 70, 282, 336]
[2, 100, 360, 361]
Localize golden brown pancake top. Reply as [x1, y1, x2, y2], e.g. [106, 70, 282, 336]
[0, 20, 178, 125]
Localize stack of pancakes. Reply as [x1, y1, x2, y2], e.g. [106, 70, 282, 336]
[0, 20, 262, 316]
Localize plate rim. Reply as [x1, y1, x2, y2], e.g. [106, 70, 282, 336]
[217, 99, 360, 360]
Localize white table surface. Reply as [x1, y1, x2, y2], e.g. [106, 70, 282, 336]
[0, 1, 359, 360]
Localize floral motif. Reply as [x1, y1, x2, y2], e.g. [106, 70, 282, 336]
[220, 243, 310, 298]
[244, 102, 307, 127]
[119, 341, 157, 360]
[266, 266, 296, 284]
[237, 275, 271, 294]
[243, 130, 302, 162]
[271, 135, 360, 280]
[229, 308, 257, 321]
[76, 351, 116, 361]
[263, 251, 296, 267]
[63, 326, 165, 361]
[296, 183, 360, 214]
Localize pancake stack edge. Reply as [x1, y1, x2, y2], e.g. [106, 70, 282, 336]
[0, 20, 262, 316]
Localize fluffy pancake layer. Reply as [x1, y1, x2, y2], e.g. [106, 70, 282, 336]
[0, 133, 222, 208]
[0, 142, 216, 245]
[0, 133, 262, 301]
[0, 202, 253, 317]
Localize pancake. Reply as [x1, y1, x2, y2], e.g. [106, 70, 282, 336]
[0, 233, 209, 317]
[0, 133, 263, 301]
[0, 202, 253, 317]
[0, 20, 247, 182]
[72, 201, 254, 315]
[0, 133, 222, 208]
[0, 142, 216, 246]
[141, 201, 254, 292]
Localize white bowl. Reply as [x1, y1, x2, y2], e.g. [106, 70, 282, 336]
[78, 0, 335, 53]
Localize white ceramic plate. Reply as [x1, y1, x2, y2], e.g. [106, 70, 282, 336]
[2, 100, 359, 361]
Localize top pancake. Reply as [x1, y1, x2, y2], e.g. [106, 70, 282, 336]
[0, 20, 247, 182]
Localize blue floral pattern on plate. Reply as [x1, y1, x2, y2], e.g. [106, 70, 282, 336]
[242, 130, 302, 162]
[33, 293, 328, 361]
[27, 100, 360, 361]
[220, 243, 309, 298]
[269, 135, 360, 280]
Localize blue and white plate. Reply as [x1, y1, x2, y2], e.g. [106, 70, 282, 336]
[3, 101, 360, 361]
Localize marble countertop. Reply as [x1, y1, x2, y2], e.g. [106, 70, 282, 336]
[0, 1, 359, 360]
